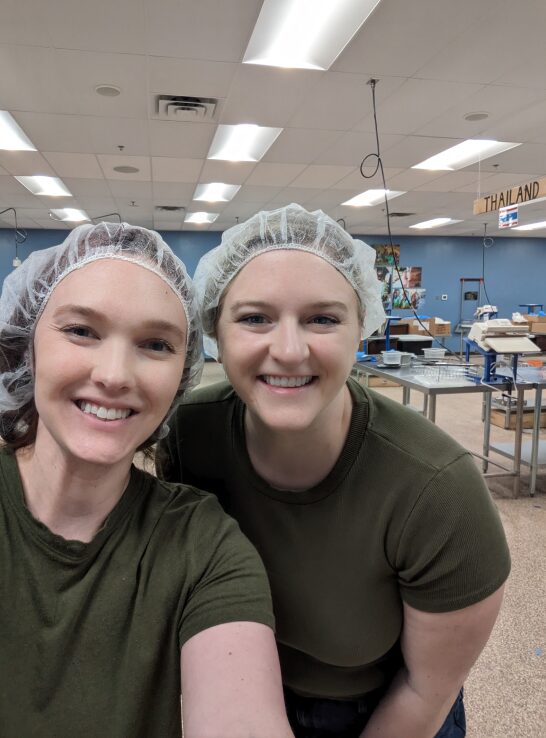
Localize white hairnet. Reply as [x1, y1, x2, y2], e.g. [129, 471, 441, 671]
[193, 203, 386, 358]
[0, 221, 203, 442]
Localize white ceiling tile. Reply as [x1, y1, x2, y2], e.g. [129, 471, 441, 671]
[220, 66, 319, 127]
[289, 72, 377, 131]
[13, 112, 95, 153]
[108, 181, 153, 199]
[289, 165, 355, 189]
[151, 158, 203, 183]
[61, 178, 112, 198]
[148, 121, 215, 158]
[414, 171, 488, 193]
[313, 132, 403, 167]
[87, 118, 150, 156]
[53, 49, 149, 118]
[199, 160, 256, 184]
[148, 57, 238, 99]
[233, 185, 282, 203]
[331, 167, 405, 191]
[382, 135, 462, 169]
[267, 188, 326, 207]
[0, 45, 68, 114]
[263, 129, 342, 165]
[97, 155, 151, 181]
[333, 0, 486, 76]
[0, 152, 56, 176]
[0, 0, 50, 45]
[44, 0, 146, 54]
[145, 0, 263, 62]
[245, 162, 306, 187]
[152, 182, 195, 203]
[42, 152, 103, 179]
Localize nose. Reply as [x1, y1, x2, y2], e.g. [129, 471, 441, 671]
[90, 340, 134, 392]
[269, 318, 310, 365]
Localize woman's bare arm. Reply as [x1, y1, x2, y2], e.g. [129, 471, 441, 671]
[360, 585, 505, 738]
[181, 621, 294, 738]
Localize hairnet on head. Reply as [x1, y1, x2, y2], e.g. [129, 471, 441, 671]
[193, 202, 386, 359]
[0, 221, 203, 441]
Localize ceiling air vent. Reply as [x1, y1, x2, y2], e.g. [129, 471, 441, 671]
[155, 205, 186, 212]
[389, 212, 415, 218]
[155, 95, 219, 122]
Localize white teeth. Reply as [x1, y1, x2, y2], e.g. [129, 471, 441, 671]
[78, 401, 131, 421]
[263, 375, 313, 388]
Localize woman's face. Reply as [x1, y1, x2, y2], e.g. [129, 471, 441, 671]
[32, 259, 187, 468]
[216, 250, 361, 434]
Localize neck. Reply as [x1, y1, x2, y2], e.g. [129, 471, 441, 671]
[16, 436, 132, 544]
[245, 386, 353, 492]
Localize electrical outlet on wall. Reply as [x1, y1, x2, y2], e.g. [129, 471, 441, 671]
[441, 294, 448, 301]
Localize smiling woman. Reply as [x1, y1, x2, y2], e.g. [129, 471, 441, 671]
[0, 222, 294, 738]
[157, 203, 511, 738]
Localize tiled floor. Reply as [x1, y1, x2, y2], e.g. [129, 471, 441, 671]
[189, 362, 546, 737]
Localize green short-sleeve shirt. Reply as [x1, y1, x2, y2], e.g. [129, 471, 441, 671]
[157, 378, 511, 699]
[0, 450, 274, 737]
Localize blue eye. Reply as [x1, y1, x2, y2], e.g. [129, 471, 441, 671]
[142, 339, 175, 353]
[240, 315, 268, 325]
[311, 315, 339, 325]
[62, 324, 94, 338]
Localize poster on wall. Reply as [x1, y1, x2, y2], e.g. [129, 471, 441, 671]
[392, 266, 423, 290]
[392, 287, 426, 310]
[373, 244, 400, 266]
[375, 266, 393, 309]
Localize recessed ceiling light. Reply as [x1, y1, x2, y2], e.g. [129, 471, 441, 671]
[412, 139, 520, 171]
[410, 218, 462, 230]
[50, 208, 90, 222]
[463, 111, 489, 122]
[95, 84, 121, 97]
[184, 212, 219, 224]
[341, 189, 405, 207]
[207, 124, 283, 162]
[0, 110, 37, 151]
[512, 221, 546, 231]
[193, 183, 241, 202]
[15, 176, 72, 197]
[113, 165, 140, 174]
[243, 0, 382, 70]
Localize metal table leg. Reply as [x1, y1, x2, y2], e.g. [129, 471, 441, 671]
[482, 391, 492, 472]
[402, 386, 410, 406]
[423, 393, 429, 418]
[529, 386, 542, 496]
[428, 394, 437, 423]
[512, 388, 525, 497]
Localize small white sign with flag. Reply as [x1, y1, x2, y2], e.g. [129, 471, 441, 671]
[499, 205, 518, 228]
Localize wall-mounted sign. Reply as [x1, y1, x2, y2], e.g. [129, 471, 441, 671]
[499, 205, 518, 228]
[473, 176, 546, 214]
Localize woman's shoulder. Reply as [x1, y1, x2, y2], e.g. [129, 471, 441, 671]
[348, 377, 468, 472]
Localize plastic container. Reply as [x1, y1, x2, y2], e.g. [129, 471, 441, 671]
[422, 347, 447, 360]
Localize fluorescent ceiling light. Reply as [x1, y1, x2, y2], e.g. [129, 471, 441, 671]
[412, 139, 521, 171]
[513, 221, 546, 231]
[184, 212, 219, 224]
[193, 183, 241, 202]
[50, 208, 90, 222]
[341, 189, 405, 207]
[243, 0, 382, 70]
[0, 111, 36, 151]
[207, 124, 283, 162]
[16, 176, 72, 197]
[410, 218, 462, 230]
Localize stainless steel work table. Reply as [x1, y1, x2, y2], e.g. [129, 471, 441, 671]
[352, 360, 546, 496]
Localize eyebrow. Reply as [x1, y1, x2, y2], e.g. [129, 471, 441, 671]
[229, 300, 350, 314]
[52, 305, 187, 342]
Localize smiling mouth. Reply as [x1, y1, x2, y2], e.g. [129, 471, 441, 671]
[76, 400, 134, 421]
[261, 375, 315, 388]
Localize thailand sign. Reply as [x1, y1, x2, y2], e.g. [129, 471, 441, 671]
[473, 176, 546, 214]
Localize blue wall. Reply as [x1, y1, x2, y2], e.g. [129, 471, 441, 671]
[2, 227, 545, 352]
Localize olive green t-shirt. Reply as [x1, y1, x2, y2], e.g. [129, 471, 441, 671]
[0, 450, 274, 737]
[157, 378, 511, 700]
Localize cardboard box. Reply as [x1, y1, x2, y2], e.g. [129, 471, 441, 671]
[404, 318, 451, 336]
[523, 314, 546, 323]
[491, 408, 546, 430]
[530, 323, 546, 336]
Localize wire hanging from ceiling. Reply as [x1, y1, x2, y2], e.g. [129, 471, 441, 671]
[0, 207, 27, 267]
